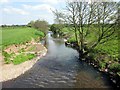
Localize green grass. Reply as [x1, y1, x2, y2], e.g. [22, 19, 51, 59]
[60, 26, 119, 74]
[12, 53, 36, 65]
[1, 26, 45, 65]
[1, 27, 44, 48]
[109, 62, 120, 72]
[95, 39, 118, 59]
[2, 51, 12, 64]
[61, 27, 119, 59]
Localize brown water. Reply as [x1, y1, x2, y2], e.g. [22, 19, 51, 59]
[4, 32, 113, 88]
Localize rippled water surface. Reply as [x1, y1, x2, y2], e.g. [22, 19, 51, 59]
[4, 32, 113, 88]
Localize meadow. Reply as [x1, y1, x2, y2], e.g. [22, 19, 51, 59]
[1, 26, 45, 64]
[1, 26, 44, 49]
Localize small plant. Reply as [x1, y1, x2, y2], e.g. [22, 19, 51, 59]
[67, 37, 76, 43]
[109, 62, 120, 72]
[99, 61, 106, 70]
[35, 31, 44, 37]
[4, 57, 11, 64]
[2, 51, 10, 58]
[2, 51, 11, 64]
[27, 46, 36, 52]
[27, 54, 36, 60]
[12, 53, 36, 65]
[19, 48, 25, 53]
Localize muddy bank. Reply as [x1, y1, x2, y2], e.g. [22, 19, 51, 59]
[1, 40, 47, 82]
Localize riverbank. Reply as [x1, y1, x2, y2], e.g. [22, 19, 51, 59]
[1, 42, 47, 82]
[1, 26, 47, 82]
[65, 41, 120, 88]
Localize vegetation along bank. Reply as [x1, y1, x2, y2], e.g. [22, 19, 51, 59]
[1, 20, 48, 81]
[50, 1, 120, 87]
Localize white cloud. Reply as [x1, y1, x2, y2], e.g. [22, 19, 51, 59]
[23, 4, 55, 13]
[0, 0, 62, 4]
[0, 0, 9, 3]
[3, 7, 29, 15]
[41, 0, 60, 4]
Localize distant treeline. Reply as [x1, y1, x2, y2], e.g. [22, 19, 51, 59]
[1, 25, 27, 27]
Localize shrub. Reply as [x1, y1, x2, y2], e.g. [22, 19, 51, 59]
[27, 54, 36, 60]
[4, 58, 11, 64]
[2, 51, 11, 64]
[35, 31, 45, 37]
[12, 53, 36, 65]
[109, 62, 120, 72]
[99, 61, 106, 70]
[68, 37, 76, 42]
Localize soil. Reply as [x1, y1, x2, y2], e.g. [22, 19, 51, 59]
[0, 40, 47, 82]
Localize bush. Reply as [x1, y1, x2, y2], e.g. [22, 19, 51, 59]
[35, 31, 45, 37]
[68, 37, 76, 42]
[4, 58, 11, 64]
[50, 24, 64, 35]
[12, 53, 36, 65]
[2, 51, 10, 58]
[27, 54, 36, 60]
[109, 62, 120, 72]
[99, 61, 106, 69]
[28, 20, 49, 34]
[2, 51, 11, 64]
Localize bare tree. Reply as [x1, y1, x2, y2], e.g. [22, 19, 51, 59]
[91, 2, 118, 48]
[52, 10, 65, 24]
[52, 0, 118, 57]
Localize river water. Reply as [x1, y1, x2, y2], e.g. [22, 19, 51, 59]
[4, 32, 113, 88]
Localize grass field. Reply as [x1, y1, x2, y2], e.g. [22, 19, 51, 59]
[1, 27, 44, 48]
[1, 26, 45, 64]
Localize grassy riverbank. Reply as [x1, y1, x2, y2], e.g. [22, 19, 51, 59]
[61, 27, 119, 58]
[1, 26, 45, 64]
[50, 25, 119, 76]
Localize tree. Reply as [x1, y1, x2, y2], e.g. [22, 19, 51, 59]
[50, 24, 64, 35]
[91, 2, 118, 48]
[52, 10, 65, 24]
[27, 20, 35, 27]
[53, 0, 118, 58]
[28, 20, 49, 34]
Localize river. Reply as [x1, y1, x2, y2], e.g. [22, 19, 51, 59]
[3, 32, 113, 88]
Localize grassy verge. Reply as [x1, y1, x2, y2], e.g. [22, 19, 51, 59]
[1, 26, 45, 65]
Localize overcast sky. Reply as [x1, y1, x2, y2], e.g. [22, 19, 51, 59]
[0, 0, 119, 25]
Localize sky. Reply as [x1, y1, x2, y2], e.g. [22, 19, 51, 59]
[0, 0, 119, 25]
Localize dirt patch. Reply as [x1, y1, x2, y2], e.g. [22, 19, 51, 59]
[1, 41, 47, 82]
